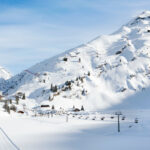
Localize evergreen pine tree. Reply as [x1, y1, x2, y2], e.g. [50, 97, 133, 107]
[52, 105, 55, 110]
[50, 84, 53, 90]
[22, 93, 26, 100]
[49, 96, 51, 101]
[81, 105, 84, 111]
[9, 99, 12, 104]
[54, 85, 57, 92]
[3, 102, 10, 114]
[79, 58, 81, 63]
[16, 96, 19, 105]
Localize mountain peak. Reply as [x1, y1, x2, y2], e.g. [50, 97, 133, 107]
[128, 11, 150, 26]
[0, 66, 11, 80]
[138, 11, 150, 18]
[3, 12, 150, 110]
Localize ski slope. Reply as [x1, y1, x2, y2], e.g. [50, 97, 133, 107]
[0, 127, 20, 150]
[0, 110, 150, 150]
[0, 9, 150, 150]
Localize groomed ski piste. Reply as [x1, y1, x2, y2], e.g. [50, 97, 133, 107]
[0, 81, 150, 150]
[1, 11, 150, 150]
[0, 108, 150, 150]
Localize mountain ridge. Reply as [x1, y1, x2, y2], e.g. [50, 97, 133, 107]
[2, 11, 150, 110]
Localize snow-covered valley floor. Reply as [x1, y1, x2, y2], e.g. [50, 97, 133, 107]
[0, 110, 150, 150]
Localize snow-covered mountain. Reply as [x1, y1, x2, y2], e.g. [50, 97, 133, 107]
[3, 11, 150, 110]
[0, 66, 11, 80]
[0, 66, 11, 91]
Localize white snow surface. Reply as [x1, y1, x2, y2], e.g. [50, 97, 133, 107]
[2, 11, 150, 111]
[0, 11, 150, 150]
[0, 109, 150, 150]
[0, 66, 11, 80]
[0, 66, 11, 91]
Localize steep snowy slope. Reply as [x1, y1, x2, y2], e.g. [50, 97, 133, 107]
[0, 66, 11, 80]
[108, 86, 150, 110]
[4, 11, 150, 110]
[0, 66, 11, 91]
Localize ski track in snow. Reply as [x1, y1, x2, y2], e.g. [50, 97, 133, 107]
[0, 127, 20, 150]
[0, 110, 150, 150]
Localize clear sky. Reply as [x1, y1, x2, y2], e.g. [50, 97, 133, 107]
[0, 0, 150, 75]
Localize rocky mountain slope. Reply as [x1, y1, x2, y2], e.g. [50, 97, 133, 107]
[2, 11, 150, 111]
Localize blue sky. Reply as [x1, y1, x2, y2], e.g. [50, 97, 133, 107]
[0, 0, 150, 74]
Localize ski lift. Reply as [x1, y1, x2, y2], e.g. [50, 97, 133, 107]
[129, 125, 132, 128]
[92, 116, 96, 120]
[122, 116, 126, 120]
[135, 118, 138, 123]
[24, 70, 40, 77]
[101, 117, 105, 120]
[110, 116, 114, 119]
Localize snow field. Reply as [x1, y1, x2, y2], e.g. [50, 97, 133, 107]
[0, 109, 149, 150]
